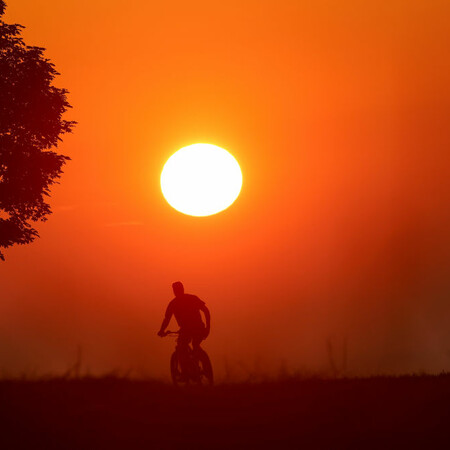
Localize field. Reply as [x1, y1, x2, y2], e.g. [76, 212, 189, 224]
[1, 374, 449, 449]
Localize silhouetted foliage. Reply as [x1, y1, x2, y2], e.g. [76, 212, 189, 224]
[0, 1, 75, 260]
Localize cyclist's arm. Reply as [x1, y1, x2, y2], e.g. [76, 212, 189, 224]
[200, 304, 210, 333]
[157, 304, 173, 336]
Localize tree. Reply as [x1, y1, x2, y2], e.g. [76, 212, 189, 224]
[0, 1, 75, 260]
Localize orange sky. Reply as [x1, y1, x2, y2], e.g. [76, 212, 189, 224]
[1, 0, 450, 378]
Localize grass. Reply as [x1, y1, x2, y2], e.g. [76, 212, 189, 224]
[1, 374, 449, 449]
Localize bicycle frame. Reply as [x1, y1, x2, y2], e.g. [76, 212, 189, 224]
[162, 330, 213, 386]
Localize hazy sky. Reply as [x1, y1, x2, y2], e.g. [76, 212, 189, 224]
[1, 0, 449, 379]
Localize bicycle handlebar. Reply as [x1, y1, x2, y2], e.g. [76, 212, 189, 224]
[163, 330, 180, 337]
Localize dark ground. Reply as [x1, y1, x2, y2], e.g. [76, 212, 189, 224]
[1, 374, 449, 449]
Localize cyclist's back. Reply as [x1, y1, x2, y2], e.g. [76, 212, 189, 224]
[167, 293, 205, 331]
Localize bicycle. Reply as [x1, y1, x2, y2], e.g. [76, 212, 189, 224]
[162, 330, 213, 386]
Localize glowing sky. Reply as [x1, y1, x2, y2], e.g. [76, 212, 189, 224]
[1, 0, 449, 378]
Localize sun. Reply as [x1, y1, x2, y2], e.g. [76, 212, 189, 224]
[161, 143, 243, 217]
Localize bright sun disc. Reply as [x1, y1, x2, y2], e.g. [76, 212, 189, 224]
[161, 143, 243, 217]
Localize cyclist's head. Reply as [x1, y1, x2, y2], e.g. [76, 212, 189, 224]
[172, 281, 184, 297]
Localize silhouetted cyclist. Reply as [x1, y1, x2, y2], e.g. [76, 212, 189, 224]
[157, 282, 210, 378]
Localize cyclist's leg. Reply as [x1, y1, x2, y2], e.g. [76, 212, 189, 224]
[188, 333, 204, 382]
[191, 328, 206, 355]
[176, 330, 192, 377]
[192, 338, 201, 356]
[191, 330, 213, 383]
